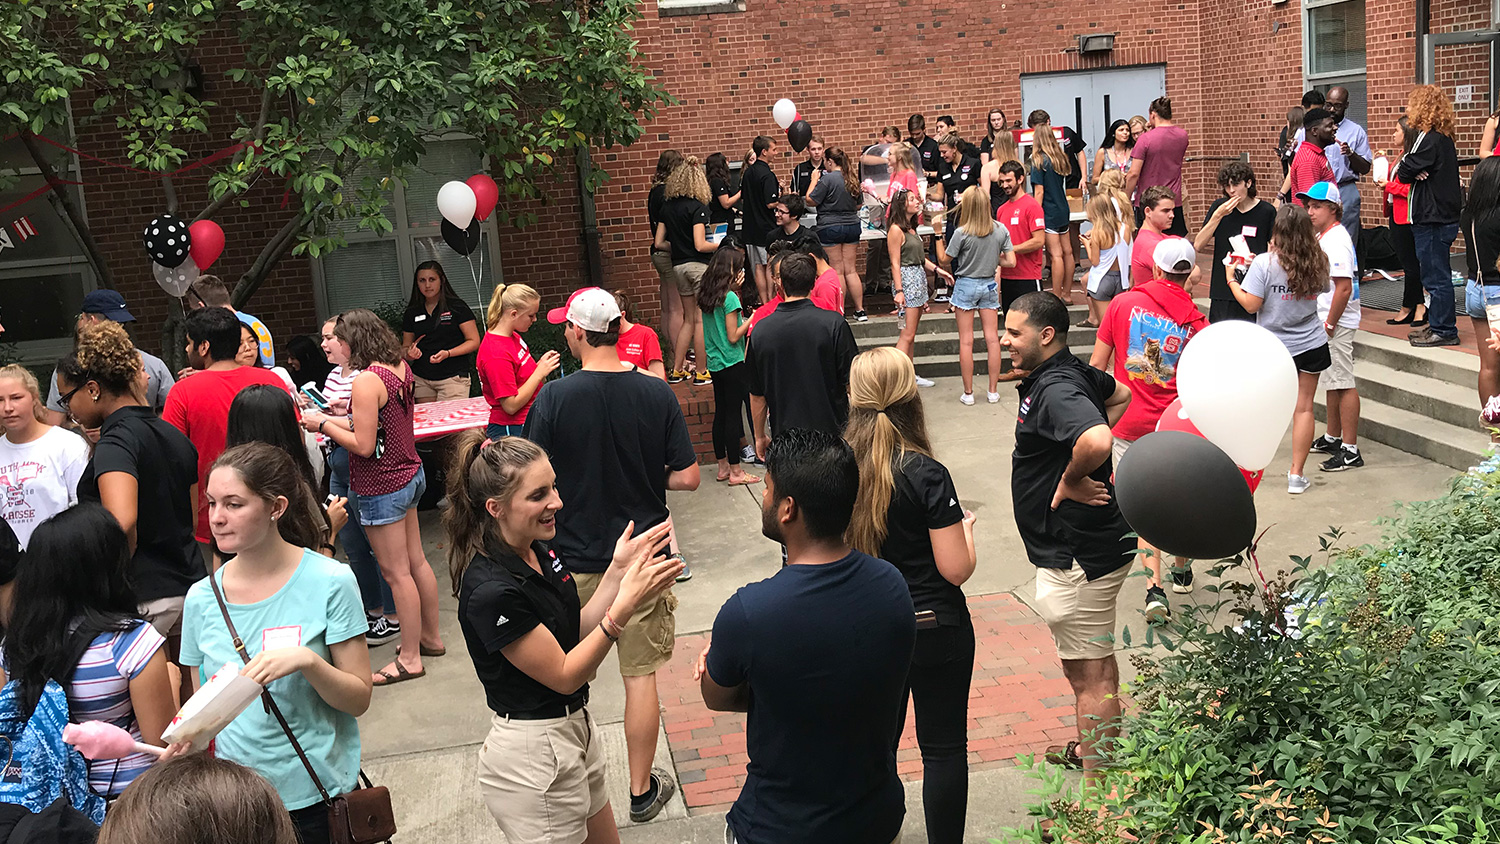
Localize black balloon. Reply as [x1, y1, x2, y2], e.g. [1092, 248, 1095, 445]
[787, 119, 813, 153]
[141, 214, 192, 268]
[1114, 431, 1256, 560]
[442, 219, 481, 255]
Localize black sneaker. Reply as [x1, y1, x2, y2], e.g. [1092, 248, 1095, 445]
[1144, 586, 1170, 625]
[629, 768, 677, 823]
[366, 616, 400, 646]
[1171, 566, 1194, 594]
[1310, 434, 1342, 455]
[853, 309, 869, 322]
[1319, 446, 1365, 472]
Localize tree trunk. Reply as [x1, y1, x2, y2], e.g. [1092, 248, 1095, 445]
[231, 212, 307, 309]
[19, 131, 116, 290]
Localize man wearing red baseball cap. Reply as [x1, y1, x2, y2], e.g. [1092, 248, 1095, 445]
[525, 286, 701, 822]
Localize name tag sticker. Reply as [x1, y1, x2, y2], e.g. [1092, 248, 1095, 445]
[413, 314, 427, 322]
[262, 626, 303, 651]
[1242, 226, 1258, 238]
[1011, 215, 1021, 225]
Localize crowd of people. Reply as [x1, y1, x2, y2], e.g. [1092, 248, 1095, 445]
[2, 80, 1499, 844]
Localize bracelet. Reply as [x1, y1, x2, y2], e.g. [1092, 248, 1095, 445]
[598, 620, 619, 643]
[320, 543, 336, 554]
[893, 288, 904, 294]
[318, 420, 327, 434]
[602, 610, 625, 638]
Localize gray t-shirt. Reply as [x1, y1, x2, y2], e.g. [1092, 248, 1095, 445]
[48, 347, 175, 414]
[1238, 252, 1327, 356]
[808, 171, 860, 227]
[946, 225, 1013, 281]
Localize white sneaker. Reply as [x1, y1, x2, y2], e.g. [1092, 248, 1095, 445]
[959, 392, 975, 405]
[915, 375, 936, 387]
[1287, 473, 1310, 494]
[987, 391, 1001, 404]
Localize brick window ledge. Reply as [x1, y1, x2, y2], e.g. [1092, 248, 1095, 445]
[658, 0, 744, 17]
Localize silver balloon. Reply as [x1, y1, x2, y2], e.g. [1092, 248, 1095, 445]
[153, 255, 199, 298]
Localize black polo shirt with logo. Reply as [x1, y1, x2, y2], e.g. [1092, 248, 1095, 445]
[910, 135, 940, 178]
[1011, 351, 1133, 580]
[458, 539, 587, 716]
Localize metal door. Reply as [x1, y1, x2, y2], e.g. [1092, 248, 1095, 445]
[1021, 66, 1167, 160]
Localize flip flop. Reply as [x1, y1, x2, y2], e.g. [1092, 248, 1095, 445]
[372, 662, 426, 687]
[715, 474, 731, 483]
[727, 475, 761, 486]
[419, 645, 446, 657]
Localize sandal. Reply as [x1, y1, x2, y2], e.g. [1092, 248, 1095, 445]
[419, 644, 446, 657]
[372, 662, 426, 686]
[1044, 740, 1084, 770]
[727, 473, 761, 486]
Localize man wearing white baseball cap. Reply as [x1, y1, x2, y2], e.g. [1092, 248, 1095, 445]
[1297, 181, 1365, 475]
[1090, 235, 1208, 623]
[524, 286, 701, 823]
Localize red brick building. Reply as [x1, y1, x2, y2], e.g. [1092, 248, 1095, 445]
[2, 0, 1496, 362]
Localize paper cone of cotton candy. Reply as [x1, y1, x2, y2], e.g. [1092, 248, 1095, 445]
[161, 661, 264, 751]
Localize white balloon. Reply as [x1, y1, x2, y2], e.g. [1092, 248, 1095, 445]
[153, 255, 199, 298]
[1175, 320, 1298, 471]
[436, 181, 477, 229]
[772, 98, 797, 130]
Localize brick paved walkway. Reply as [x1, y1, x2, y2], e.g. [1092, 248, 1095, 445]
[658, 591, 1080, 816]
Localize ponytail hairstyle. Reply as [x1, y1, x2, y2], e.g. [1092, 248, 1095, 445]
[843, 347, 934, 556]
[1271, 204, 1331, 300]
[444, 430, 549, 595]
[957, 186, 994, 238]
[888, 143, 916, 175]
[664, 155, 712, 205]
[0, 364, 47, 424]
[697, 244, 745, 313]
[1028, 118, 1072, 177]
[823, 147, 861, 202]
[210, 443, 327, 552]
[484, 282, 541, 332]
[57, 321, 142, 399]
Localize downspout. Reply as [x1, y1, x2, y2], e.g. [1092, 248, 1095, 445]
[1415, 0, 1430, 83]
[576, 148, 604, 289]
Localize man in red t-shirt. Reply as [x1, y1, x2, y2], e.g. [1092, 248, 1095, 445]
[1090, 237, 1208, 625]
[161, 306, 295, 545]
[1283, 108, 1337, 206]
[993, 160, 1047, 311]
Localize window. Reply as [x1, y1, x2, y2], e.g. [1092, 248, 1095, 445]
[1304, 0, 1368, 127]
[0, 133, 93, 358]
[657, 0, 745, 15]
[317, 138, 501, 322]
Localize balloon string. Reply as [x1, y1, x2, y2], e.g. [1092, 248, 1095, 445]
[1247, 523, 1275, 596]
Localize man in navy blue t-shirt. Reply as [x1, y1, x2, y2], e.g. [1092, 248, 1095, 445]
[696, 429, 915, 844]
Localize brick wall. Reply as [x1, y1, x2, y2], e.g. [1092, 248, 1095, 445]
[672, 380, 719, 465]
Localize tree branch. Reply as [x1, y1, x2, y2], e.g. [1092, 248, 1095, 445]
[232, 211, 308, 308]
[196, 86, 275, 223]
[19, 131, 116, 290]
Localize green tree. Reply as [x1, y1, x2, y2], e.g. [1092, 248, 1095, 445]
[1, 0, 668, 358]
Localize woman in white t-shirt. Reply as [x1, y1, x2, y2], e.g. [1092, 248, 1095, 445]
[0, 364, 88, 546]
[1081, 178, 1134, 331]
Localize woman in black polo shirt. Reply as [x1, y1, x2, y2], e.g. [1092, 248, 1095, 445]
[445, 431, 680, 843]
[400, 261, 481, 403]
[843, 346, 977, 844]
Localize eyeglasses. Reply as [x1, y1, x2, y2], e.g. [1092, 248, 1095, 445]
[773, 208, 790, 216]
[58, 383, 85, 407]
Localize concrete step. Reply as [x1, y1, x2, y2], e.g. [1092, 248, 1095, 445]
[1353, 360, 1481, 431]
[1353, 331, 1479, 388]
[850, 304, 1091, 341]
[1314, 392, 1489, 472]
[912, 347, 1094, 379]
[891, 328, 1099, 358]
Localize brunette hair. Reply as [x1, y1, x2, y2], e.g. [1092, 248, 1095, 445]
[98, 754, 298, 844]
[286, 334, 332, 387]
[985, 108, 1008, 144]
[404, 260, 461, 318]
[653, 150, 684, 186]
[444, 430, 549, 594]
[484, 282, 541, 331]
[0, 364, 47, 424]
[1101, 119, 1134, 152]
[698, 244, 745, 313]
[210, 442, 327, 551]
[226, 385, 319, 494]
[1141, 185, 1175, 212]
[1271, 204, 1330, 300]
[335, 308, 402, 369]
[843, 347, 934, 555]
[704, 152, 731, 187]
[886, 187, 920, 233]
[823, 147, 862, 202]
[664, 156, 712, 205]
[189, 275, 232, 307]
[1217, 160, 1258, 198]
[1149, 96, 1173, 120]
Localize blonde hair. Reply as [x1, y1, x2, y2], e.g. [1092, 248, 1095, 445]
[957, 186, 994, 238]
[1407, 84, 1456, 136]
[98, 754, 297, 844]
[1029, 121, 1072, 177]
[1085, 193, 1129, 251]
[664, 156, 712, 205]
[1129, 115, 1148, 133]
[990, 131, 1022, 169]
[444, 430, 549, 595]
[888, 143, 916, 175]
[0, 365, 45, 424]
[843, 348, 933, 556]
[485, 282, 541, 331]
[1097, 168, 1128, 200]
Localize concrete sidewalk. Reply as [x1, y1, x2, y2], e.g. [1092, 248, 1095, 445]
[358, 373, 1458, 844]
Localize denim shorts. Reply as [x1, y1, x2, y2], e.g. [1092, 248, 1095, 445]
[357, 466, 427, 527]
[1465, 278, 1500, 320]
[818, 223, 861, 245]
[950, 276, 1000, 310]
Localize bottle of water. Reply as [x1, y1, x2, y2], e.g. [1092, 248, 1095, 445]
[897, 305, 906, 331]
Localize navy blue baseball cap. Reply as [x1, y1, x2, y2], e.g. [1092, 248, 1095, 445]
[80, 289, 135, 322]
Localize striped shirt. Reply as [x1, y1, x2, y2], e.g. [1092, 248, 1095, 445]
[1288, 142, 1334, 206]
[69, 622, 166, 795]
[319, 366, 360, 446]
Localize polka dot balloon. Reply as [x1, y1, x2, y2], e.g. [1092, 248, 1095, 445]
[142, 214, 192, 268]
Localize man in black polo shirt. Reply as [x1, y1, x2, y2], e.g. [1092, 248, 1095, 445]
[907, 113, 940, 181]
[746, 254, 859, 458]
[523, 286, 701, 822]
[742, 135, 785, 306]
[790, 137, 824, 197]
[1001, 291, 1132, 785]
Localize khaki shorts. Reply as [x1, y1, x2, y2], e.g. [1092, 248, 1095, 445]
[413, 374, 472, 403]
[651, 250, 676, 287]
[1111, 436, 1132, 466]
[477, 709, 607, 843]
[140, 595, 186, 638]
[1033, 563, 1130, 661]
[674, 261, 709, 297]
[573, 572, 677, 676]
[1317, 325, 1356, 392]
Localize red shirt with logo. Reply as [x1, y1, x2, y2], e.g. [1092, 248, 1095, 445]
[995, 194, 1046, 280]
[1095, 278, 1209, 441]
[477, 331, 539, 426]
[617, 323, 663, 371]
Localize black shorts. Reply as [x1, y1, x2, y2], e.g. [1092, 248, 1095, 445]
[1001, 278, 1042, 312]
[1292, 343, 1332, 374]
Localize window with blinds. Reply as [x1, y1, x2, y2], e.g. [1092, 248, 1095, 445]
[1304, 0, 1367, 128]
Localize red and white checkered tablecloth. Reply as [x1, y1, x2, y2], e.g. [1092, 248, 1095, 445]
[413, 397, 490, 441]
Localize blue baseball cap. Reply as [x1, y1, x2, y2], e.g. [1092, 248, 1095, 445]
[80, 289, 135, 322]
[1295, 181, 1342, 206]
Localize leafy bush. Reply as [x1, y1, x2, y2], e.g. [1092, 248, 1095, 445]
[1005, 467, 1500, 844]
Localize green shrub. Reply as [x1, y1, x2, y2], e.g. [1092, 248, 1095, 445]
[1003, 467, 1500, 844]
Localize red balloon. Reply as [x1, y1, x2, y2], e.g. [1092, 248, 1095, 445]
[187, 220, 225, 272]
[794, 111, 803, 122]
[466, 174, 499, 223]
[1156, 398, 1262, 493]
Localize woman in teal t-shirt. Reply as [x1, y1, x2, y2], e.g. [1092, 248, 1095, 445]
[178, 442, 371, 844]
[697, 244, 759, 486]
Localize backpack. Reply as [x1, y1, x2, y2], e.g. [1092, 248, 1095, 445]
[0, 679, 104, 825]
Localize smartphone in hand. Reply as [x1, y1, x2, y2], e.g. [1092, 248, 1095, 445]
[300, 384, 331, 412]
